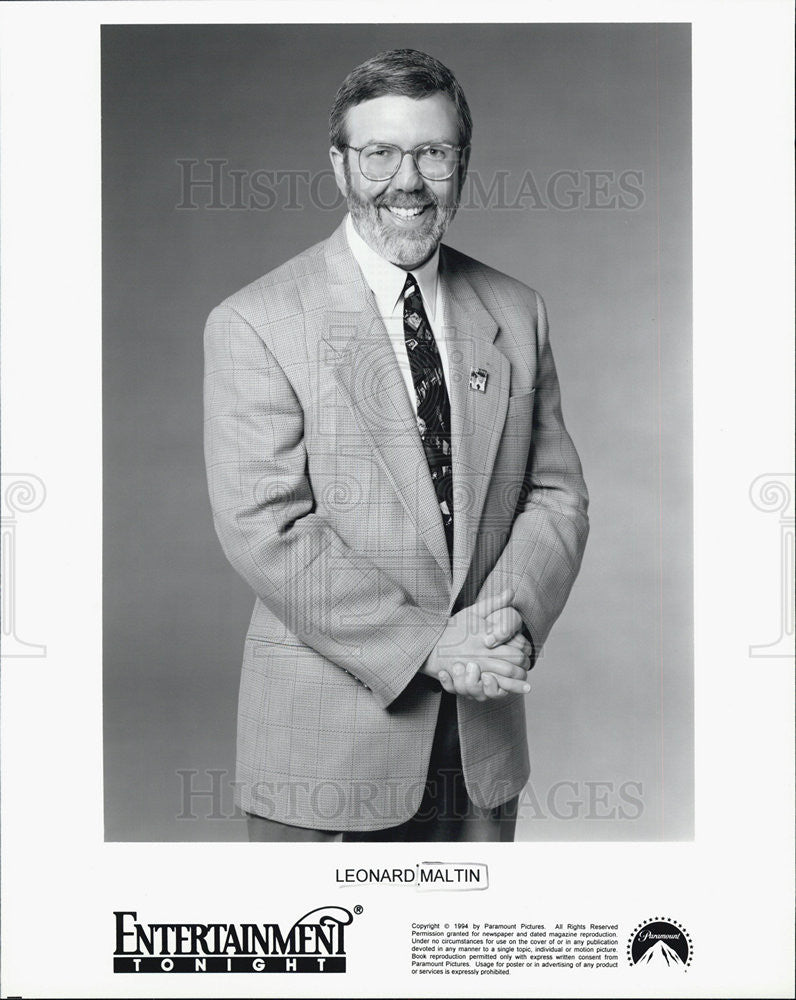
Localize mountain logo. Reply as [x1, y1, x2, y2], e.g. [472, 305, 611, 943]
[627, 918, 692, 968]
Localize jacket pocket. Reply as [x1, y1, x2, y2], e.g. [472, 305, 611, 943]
[503, 386, 536, 431]
[246, 620, 305, 648]
[246, 596, 308, 646]
[507, 386, 536, 405]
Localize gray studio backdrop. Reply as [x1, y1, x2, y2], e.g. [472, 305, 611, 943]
[102, 23, 692, 841]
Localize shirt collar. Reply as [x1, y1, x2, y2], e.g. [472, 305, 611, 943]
[345, 213, 440, 319]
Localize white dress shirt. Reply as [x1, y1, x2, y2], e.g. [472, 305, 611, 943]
[345, 213, 451, 417]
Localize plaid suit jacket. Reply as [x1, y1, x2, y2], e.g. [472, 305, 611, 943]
[203, 219, 589, 830]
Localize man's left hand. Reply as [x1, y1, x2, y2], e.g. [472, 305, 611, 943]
[436, 602, 533, 700]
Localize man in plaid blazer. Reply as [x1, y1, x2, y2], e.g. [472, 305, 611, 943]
[203, 49, 589, 841]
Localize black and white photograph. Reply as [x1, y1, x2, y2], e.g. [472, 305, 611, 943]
[0, 2, 792, 998]
[102, 21, 693, 844]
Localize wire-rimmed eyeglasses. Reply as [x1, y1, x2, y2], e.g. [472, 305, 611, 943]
[343, 142, 467, 182]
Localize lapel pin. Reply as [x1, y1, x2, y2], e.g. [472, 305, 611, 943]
[469, 368, 488, 392]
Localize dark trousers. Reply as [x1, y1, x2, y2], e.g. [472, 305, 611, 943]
[246, 693, 518, 843]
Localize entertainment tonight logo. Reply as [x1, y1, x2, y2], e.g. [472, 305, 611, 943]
[113, 907, 354, 974]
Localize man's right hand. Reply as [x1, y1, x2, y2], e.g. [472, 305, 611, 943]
[420, 588, 531, 701]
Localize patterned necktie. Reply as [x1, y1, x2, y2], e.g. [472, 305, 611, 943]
[402, 272, 454, 563]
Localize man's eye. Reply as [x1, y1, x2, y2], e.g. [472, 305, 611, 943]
[425, 147, 446, 158]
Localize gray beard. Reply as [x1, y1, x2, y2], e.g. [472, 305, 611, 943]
[344, 163, 459, 268]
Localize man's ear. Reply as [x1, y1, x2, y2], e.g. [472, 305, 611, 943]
[329, 146, 348, 197]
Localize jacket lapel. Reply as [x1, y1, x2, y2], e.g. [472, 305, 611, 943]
[440, 251, 511, 607]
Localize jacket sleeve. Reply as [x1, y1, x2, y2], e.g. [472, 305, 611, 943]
[203, 301, 448, 708]
[474, 291, 589, 656]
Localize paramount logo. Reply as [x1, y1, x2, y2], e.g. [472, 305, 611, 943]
[113, 907, 354, 974]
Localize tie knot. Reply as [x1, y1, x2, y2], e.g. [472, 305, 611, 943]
[402, 273, 419, 298]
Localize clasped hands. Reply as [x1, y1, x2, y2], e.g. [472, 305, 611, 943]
[420, 588, 533, 702]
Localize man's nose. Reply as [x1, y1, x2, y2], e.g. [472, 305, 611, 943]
[391, 150, 424, 191]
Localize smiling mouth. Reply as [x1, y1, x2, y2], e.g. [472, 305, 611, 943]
[382, 205, 430, 220]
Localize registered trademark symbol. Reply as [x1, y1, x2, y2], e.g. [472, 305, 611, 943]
[353, 905, 363, 915]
